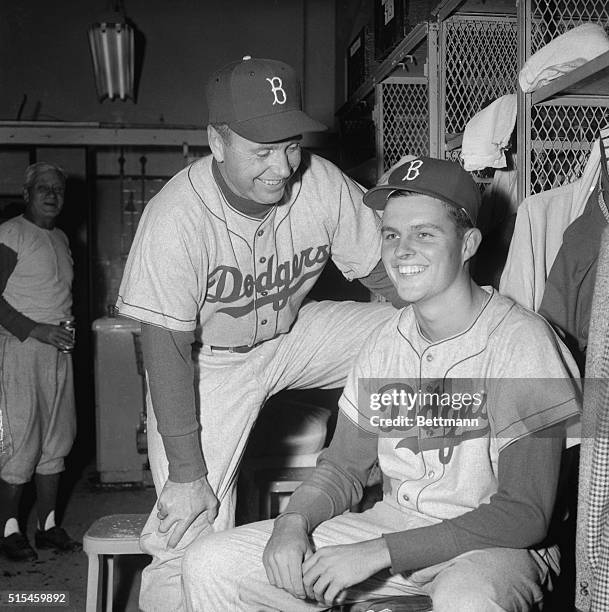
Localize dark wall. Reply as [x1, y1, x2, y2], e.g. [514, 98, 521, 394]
[0, 0, 336, 128]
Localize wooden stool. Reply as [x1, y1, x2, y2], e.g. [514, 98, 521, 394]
[83, 513, 148, 612]
[258, 465, 317, 518]
[243, 451, 321, 519]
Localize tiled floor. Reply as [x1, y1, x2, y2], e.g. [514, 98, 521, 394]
[0, 463, 156, 612]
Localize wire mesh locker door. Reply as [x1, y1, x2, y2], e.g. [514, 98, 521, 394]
[520, 0, 609, 198]
[529, 104, 609, 195]
[439, 13, 519, 180]
[374, 76, 430, 178]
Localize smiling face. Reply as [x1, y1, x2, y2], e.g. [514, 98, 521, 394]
[23, 169, 66, 229]
[208, 125, 302, 205]
[381, 194, 479, 310]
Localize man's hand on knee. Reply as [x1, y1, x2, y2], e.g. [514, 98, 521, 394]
[302, 539, 392, 607]
[263, 513, 312, 600]
[156, 476, 218, 548]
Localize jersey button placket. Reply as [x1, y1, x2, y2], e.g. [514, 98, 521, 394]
[255, 225, 278, 340]
[397, 482, 411, 506]
[252, 228, 268, 342]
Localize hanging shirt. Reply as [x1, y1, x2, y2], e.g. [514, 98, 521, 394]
[500, 131, 608, 310]
[539, 182, 608, 371]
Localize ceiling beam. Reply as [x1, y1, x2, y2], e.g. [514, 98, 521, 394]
[0, 122, 336, 149]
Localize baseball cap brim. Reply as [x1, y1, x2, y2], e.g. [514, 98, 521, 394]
[230, 109, 327, 143]
[364, 186, 407, 210]
[363, 156, 481, 225]
[364, 183, 476, 217]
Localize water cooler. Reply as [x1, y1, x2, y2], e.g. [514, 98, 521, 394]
[93, 315, 147, 483]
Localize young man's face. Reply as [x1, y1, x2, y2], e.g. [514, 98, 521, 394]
[381, 194, 470, 307]
[209, 127, 302, 204]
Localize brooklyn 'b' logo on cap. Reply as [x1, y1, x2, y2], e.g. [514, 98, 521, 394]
[206, 56, 327, 143]
[362, 155, 481, 225]
[401, 159, 424, 181]
[266, 77, 287, 105]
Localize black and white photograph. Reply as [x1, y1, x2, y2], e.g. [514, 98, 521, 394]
[1, 0, 607, 610]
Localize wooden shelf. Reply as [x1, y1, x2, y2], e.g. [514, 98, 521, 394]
[0, 121, 336, 149]
[431, 0, 467, 21]
[530, 139, 596, 152]
[0, 121, 207, 147]
[337, 23, 429, 117]
[531, 49, 609, 105]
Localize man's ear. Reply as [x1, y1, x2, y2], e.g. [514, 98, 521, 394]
[207, 125, 226, 163]
[462, 227, 482, 264]
[23, 187, 30, 203]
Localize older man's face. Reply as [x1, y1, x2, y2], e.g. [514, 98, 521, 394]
[24, 170, 65, 227]
[212, 129, 302, 205]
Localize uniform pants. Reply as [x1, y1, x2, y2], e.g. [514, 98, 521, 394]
[139, 300, 396, 612]
[182, 500, 548, 612]
[0, 334, 76, 484]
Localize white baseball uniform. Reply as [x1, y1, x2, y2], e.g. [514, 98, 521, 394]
[117, 151, 396, 611]
[0, 215, 75, 483]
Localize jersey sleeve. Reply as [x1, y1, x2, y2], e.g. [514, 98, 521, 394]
[280, 412, 377, 531]
[327, 171, 383, 281]
[358, 258, 408, 307]
[141, 323, 206, 482]
[116, 194, 208, 331]
[0, 223, 37, 340]
[489, 314, 581, 451]
[383, 426, 563, 573]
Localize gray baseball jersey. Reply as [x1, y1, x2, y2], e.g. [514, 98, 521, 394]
[117, 152, 382, 346]
[341, 288, 580, 520]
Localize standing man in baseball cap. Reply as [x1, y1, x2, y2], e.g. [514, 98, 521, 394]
[117, 56, 401, 611]
[182, 156, 581, 611]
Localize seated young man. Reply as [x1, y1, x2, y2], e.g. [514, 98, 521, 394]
[181, 157, 581, 612]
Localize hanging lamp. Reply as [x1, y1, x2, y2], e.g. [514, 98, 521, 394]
[88, 1, 134, 101]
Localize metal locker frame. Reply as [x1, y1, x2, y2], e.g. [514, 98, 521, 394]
[367, 23, 432, 178]
[518, 0, 609, 201]
[374, 75, 431, 176]
[351, 9, 521, 186]
[437, 12, 519, 188]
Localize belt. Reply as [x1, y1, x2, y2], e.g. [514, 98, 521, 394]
[209, 344, 259, 354]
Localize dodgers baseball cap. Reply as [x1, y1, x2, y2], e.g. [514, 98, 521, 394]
[363, 156, 481, 225]
[206, 55, 327, 143]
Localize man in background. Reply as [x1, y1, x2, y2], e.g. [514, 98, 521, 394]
[0, 162, 81, 561]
